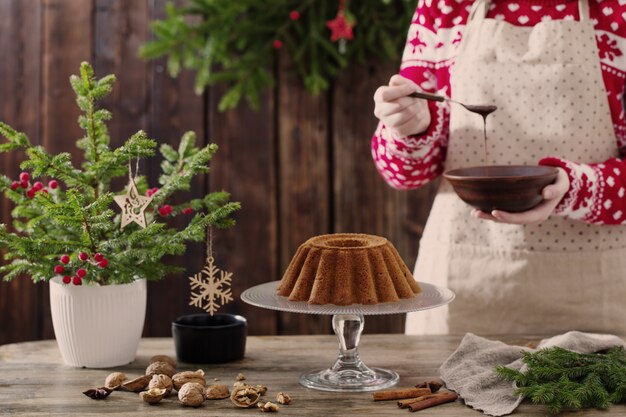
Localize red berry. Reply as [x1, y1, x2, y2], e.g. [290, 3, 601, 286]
[62, 275, 71, 284]
[48, 180, 58, 189]
[26, 188, 36, 198]
[158, 205, 173, 216]
[78, 252, 89, 261]
[98, 259, 109, 268]
[19, 172, 29, 182]
[32, 181, 44, 191]
[146, 187, 159, 197]
[76, 268, 87, 278]
[41, 189, 49, 194]
[273, 39, 283, 49]
[54, 265, 64, 274]
[290, 10, 300, 20]
[20, 180, 29, 189]
[72, 276, 82, 286]
[94, 253, 104, 262]
[60, 254, 70, 264]
[11, 181, 19, 191]
[182, 207, 194, 215]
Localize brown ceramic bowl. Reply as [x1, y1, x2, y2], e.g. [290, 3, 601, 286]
[443, 165, 558, 213]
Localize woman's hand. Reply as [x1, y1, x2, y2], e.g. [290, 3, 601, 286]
[471, 168, 570, 225]
[373, 74, 431, 137]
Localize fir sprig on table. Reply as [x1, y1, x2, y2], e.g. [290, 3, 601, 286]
[0, 62, 240, 285]
[495, 346, 626, 414]
[139, 0, 414, 111]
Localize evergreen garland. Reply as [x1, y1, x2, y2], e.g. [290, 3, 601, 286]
[495, 346, 626, 414]
[139, 0, 414, 111]
[0, 62, 240, 286]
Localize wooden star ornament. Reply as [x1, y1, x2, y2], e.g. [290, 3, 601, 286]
[113, 179, 152, 229]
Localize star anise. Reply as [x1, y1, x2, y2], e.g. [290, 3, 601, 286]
[82, 386, 113, 400]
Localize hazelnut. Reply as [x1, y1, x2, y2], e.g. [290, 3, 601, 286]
[146, 361, 175, 378]
[230, 385, 261, 408]
[104, 372, 126, 389]
[258, 401, 279, 412]
[276, 392, 292, 405]
[139, 387, 167, 405]
[148, 355, 176, 368]
[148, 374, 173, 396]
[178, 382, 206, 407]
[205, 384, 230, 400]
[172, 369, 206, 391]
[122, 375, 151, 392]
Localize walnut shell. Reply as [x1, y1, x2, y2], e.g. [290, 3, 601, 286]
[104, 372, 126, 389]
[205, 384, 230, 400]
[148, 374, 173, 396]
[172, 369, 206, 391]
[276, 392, 292, 405]
[146, 361, 176, 378]
[178, 382, 206, 407]
[121, 375, 151, 392]
[230, 385, 261, 408]
[148, 355, 176, 368]
[139, 387, 167, 405]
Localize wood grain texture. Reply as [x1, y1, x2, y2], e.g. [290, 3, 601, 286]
[0, 0, 43, 343]
[145, 0, 207, 337]
[277, 54, 332, 336]
[2, 335, 625, 416]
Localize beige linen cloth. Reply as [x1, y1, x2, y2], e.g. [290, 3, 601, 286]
[439, 331, 626, 416]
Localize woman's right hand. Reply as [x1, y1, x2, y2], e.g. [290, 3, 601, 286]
[373, 74, 431, 138]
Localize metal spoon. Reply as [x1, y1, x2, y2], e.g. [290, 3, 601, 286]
[409, 91, 497, 116]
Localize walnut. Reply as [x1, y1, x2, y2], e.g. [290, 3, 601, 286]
[233, 381, 246, 389]
[148, 374, 173, 396]
[276, 392, 291, 405]
[139, 388, 167, 405]
[236, 372, 246, 381]
[205, 384, 230, 400]
[178, 382, 206, 407]
[121, 375, 151, 392]
[172, 369, 206, 391]
[146, 361, 176, 378]
[230, 385, 261, 408]
[258, 401, 280, 412]
[255, 384, 268, 395]
[104, 372, 126, 389]
[149, 355, 176, 368]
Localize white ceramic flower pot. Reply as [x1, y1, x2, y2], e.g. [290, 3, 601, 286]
[49, 277, 146, 368]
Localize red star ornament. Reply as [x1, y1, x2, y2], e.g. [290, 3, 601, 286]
[326, 12, 354, 42]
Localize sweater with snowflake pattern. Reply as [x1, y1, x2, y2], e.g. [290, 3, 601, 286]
[372, 0, 626, 225]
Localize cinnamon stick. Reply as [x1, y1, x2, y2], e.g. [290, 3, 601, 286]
[372, 387, 432, 401]
[408, 392, 458, 412]
[397, 394, 442, 408]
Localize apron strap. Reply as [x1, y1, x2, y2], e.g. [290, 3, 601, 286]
[468, 0, 490, 23]
[578, 0, 590, 22]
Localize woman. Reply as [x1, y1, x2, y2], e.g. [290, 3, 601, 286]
[372, 0, 626, 335]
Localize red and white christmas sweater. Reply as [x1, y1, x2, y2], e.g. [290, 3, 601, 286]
[372, 0, 626, 225]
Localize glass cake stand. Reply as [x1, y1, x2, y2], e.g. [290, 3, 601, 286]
[240, 281, 455, 392]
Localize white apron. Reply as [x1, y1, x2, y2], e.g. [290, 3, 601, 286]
[406, 0, 626, 335]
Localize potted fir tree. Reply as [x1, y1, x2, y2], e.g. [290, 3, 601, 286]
[0, 62, 240, 368]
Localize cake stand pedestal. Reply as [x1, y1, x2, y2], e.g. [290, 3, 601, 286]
[240, 281, 455, 392]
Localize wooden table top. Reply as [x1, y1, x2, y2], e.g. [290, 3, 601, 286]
[1, 334, 625, 416]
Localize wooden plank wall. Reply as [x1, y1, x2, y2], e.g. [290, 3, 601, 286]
[0, 0, 436, 344]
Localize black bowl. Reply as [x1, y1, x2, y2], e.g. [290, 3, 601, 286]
[172, 313, 247, 364]
[443, 165, 558, 213]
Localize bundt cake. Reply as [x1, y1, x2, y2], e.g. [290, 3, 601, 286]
[277, 233, 421, 305]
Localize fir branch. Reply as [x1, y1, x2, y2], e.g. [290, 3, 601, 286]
[495, 346, 626, 414]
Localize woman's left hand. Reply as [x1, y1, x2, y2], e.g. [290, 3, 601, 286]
[471, 167, 570, 225]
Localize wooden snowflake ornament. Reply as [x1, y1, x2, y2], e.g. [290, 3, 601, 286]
[188, 256, 233, 315]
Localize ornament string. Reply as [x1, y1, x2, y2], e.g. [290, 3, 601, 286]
[207, 226, 214, 261]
